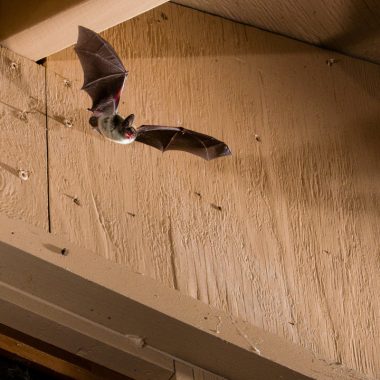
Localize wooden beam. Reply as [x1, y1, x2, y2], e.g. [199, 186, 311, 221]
[0, 0, 168, 61]
[0, 214, 365, 380]
[0, 331, 132, 380]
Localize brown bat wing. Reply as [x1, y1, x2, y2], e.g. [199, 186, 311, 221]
[135, 125, 231, 160]
[74, 26, 128, 116]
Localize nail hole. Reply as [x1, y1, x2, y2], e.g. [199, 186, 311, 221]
[211, 203, 222, 211]
[194, 192, 201, 197]
[18, 169, 30, 181]
[326, 58, 337, 67]
[73, 197, 81, 206]
[64, 118, 73, 128]
[63, 79, 72, 87]
[127, 212, 136, 217]
[10, 62, 18, 70]
[17, 111, 28, 122]
[255, 134, 261, 142]
[61, 248, 68, 256]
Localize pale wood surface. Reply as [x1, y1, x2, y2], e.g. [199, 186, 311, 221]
[1, 213, 367, 380]
[44, 3, 379, 379]
[0, 46, 48, 230]
[3, 213, 360, 380]
[0, 0, 168, 61]
[174, 0, 380, 65]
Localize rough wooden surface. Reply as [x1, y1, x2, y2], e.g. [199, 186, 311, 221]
[174, 0, 380, 65]
[5, 213, 362, 380]
[0, 46, 48, 230]
[46, 3, 380, 379]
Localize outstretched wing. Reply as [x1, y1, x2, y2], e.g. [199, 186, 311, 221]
[135, 125, 231, 160]
[74, 26, 128, 116]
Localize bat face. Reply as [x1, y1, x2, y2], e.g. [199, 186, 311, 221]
[98, 115, 137, 145]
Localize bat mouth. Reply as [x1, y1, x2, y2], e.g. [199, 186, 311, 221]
[123, 128, 136, 140]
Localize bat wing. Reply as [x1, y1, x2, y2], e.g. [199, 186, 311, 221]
[74, 26, 128, 116]
[135, 125, 231, 160]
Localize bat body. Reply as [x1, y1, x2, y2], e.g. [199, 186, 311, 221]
[75, 26, 231, 160]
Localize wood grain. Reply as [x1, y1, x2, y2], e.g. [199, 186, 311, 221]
[0, 46, 48, 230]
[46, 3, 380, 379]
[174, 0, 380, 65]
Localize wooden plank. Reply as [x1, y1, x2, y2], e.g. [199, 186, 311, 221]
[174, 362, 194, 380]
[46, 3, 380, 379]
[0, 213, 366, 380]
[174, 0, 380, 64]
[0, 332, 129, 380]
[174, 361, 227, 380]
[193, 367, 226, 380]
[0, 46, 48, 230]
[0, 0, 169, 61]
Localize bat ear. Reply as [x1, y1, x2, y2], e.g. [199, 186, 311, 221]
[123, 114, 135, 127]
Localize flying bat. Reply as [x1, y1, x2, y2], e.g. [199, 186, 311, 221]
[74, 26, 231, 160]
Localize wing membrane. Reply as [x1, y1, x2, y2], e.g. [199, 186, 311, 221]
[136, 125, 231, 160]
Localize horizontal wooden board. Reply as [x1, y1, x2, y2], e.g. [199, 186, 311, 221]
[0, 213, 368, 380]
[46, 3, 380, 379]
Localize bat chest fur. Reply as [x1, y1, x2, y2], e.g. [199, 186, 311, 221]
[98, 116, 136, 145]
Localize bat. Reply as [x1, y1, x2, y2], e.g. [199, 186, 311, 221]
[74, 26, 231, 160]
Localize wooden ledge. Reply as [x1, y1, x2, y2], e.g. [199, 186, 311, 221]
[0, 215, 364, 379]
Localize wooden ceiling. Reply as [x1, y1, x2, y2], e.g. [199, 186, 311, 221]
[173, 0, 380, 64]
